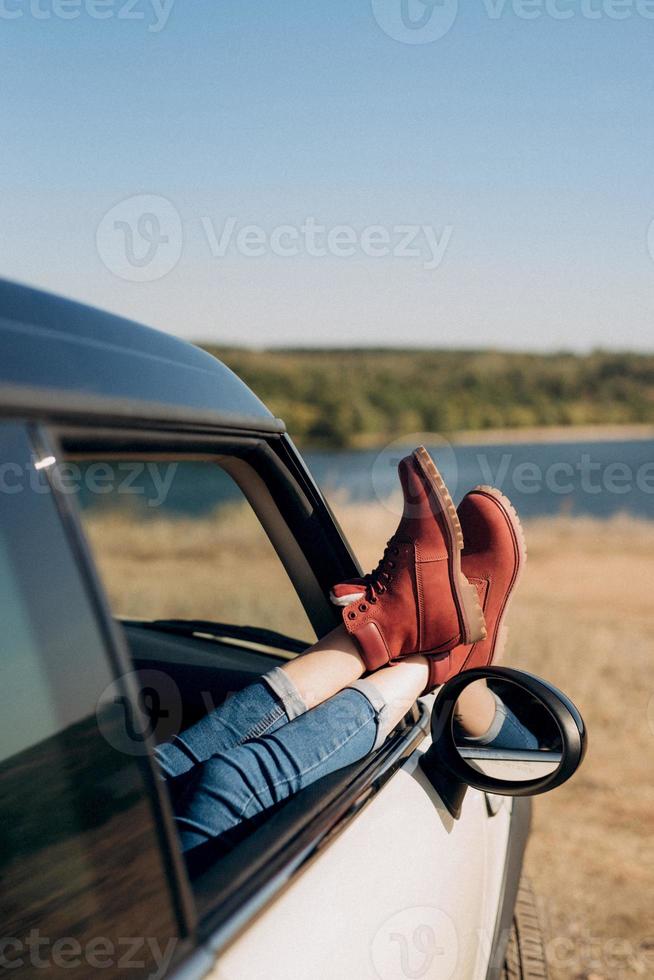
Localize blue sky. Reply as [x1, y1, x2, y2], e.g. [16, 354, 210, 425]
[1, 0, 653, 350]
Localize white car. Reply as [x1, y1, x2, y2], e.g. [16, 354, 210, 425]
[0, 280, 586, 980]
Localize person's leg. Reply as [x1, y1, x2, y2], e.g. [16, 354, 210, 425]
[454, 681, 538, 750]
[173, 656, 429, 852]
[156, 624, 367, 778]
[281, 624, 368, 707]
[453, 679, 497, 737]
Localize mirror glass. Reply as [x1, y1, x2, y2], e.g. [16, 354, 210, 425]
[452, 677, 563, 782]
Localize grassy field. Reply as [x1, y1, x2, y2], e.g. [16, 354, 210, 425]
[509, 520, 654, 980]
[84, 503, 654, 979]
[332, 503, 654, 980]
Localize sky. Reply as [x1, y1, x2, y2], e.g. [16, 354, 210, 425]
[1, 0, 653, 351]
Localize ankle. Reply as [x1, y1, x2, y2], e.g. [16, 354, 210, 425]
[282, 625, 367, 710]
[367, 656, 430, 710]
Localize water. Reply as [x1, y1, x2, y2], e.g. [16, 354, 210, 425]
[305, 439, 654, 520]
[74, 438, 654, 520]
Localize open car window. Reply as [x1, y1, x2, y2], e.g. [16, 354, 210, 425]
[68, 454, 317, 651]
[56, 439, 426, 942]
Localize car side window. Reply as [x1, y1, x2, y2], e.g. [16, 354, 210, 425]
[0, 425, 182, 977]
[68, 454, 316, 645]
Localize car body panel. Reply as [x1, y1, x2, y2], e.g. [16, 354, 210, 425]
[0, 278, 277, 426]
[205, 731, 511, 980]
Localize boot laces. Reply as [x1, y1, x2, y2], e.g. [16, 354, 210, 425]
[361, 538, 403, 602]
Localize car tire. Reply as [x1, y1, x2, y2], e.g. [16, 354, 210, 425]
[501, 876, 548, 979]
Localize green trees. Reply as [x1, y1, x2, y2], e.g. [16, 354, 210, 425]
[203, 346, 654, 448]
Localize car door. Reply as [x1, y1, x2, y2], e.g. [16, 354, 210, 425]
[196, 436, 515, 980]
[38, 422, 509, 980]
[208, 723, 510, 980]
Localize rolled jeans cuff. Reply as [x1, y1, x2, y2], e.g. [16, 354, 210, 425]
[461, 690, 506, 746]
[346, 678, 393, 750]
[262, 666, 308, 721]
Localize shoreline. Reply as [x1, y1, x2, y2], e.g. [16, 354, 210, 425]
[329, 423, 654, 452]
[447, 423, 654, 446]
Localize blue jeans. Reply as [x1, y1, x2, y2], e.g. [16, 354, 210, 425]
[156, 670, 536, 854]
[156, 670, 388, 853]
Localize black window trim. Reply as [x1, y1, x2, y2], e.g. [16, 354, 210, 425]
[54, 422, 362, 612]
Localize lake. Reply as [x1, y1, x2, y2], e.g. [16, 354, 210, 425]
[304, 438, 654, 520]
[75, 437, 654, 520]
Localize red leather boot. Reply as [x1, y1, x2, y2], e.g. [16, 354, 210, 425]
[331, 447, 487, 672]
[420, 485, 527, 691]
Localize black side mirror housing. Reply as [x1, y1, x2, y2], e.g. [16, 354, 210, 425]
[420, 666, 587, 819]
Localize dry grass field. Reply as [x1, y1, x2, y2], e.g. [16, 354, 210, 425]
[83, 501, 654, 980]
[335, 502, 654, 980]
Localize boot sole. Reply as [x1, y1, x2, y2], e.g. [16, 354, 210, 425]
[464, 484, 528, 665]
[413, 446, 487, 645]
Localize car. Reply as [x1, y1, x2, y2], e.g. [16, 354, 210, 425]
[0, 278, 586, 980]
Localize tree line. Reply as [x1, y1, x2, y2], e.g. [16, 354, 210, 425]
[201, 346, 654, 448]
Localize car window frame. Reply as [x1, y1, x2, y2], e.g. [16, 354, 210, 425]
[53, 427, 350, 639]
[37, 417, 429, 970]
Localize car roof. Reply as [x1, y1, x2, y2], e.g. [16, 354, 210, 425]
[0, 278, 283, 432]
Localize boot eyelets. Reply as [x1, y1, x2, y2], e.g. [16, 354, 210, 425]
[358, 603, 367, 613]
[348, 611, 356, 620]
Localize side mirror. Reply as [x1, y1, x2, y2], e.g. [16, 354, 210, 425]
[420, 666, 587, 819]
